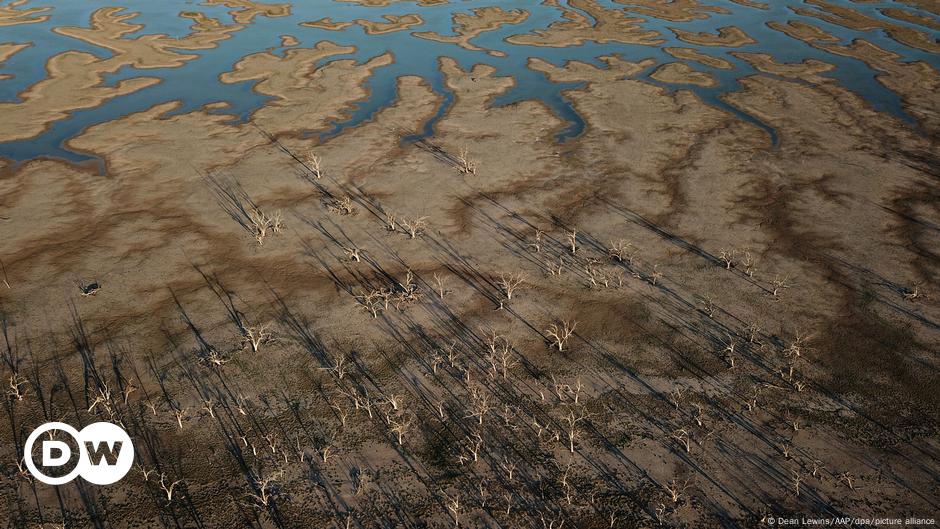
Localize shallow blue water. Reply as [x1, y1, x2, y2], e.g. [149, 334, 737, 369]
[0, 0, 937, 163]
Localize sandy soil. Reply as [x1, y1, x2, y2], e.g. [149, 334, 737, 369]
[650, 62, 718, 87]
[794, 0, 940, 54]
[415, 7, 529, 56]
[1, 2, 939, 528]
[356, 14, 424, 34]
[614, 0, 729, 22]
[0, 9, 241, 143]
[0, 43, 30, 81]
[671, 25, 756, 47]
[203, 0, 292, 24]
[301, 17, 354, 31]
[504, 0, 663, 47]
[664, 46, 734, 69]
[0, 0, 49, 26]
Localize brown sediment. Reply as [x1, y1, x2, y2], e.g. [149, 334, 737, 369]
[729, 0, 769, 9]
[818, 39, 940, 132]
[338, 0, 446, 6]
[0, 52, 162, 143]
[301, 17, 354, 31]
[3, 3, 940, 527]
[0, 0, 49, 26]
[356, 14, 424, 35]
[505, 0, 662, 47]
[0, 42, 29, 63]
[664, 46, 733, 69]
[415, 7, 528, 56]
[671, 25, 756, 47]
[772, 19, 940, 134]
[613, 0, 729, 22]
[880, 8, 940, 31]
[201, 0, 291, 24]
[794, 0, 940, 53]
[650, 62, 718, 87]
[280, 35, 299, 47]
[0, 9, 242, 143]
[53, 8, 241, 69]
[528, 55, 657, 82]
[897, 0, 940, 16]
[0, 42, 30, 80]
[731, 52, 836, 83]
[767, 20, 840, 43]
[180, 11, 227, 31]
[527, 55, 735, 221]
[219, 42, 394, 135]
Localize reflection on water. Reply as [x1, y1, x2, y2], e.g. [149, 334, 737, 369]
[0, 0, 937, 162]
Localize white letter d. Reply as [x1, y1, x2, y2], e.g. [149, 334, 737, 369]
[42, 440, 71, 467]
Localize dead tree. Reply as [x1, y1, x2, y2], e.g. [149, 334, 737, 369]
[457, 147, 477, 175]
[903, 283, 924, 301]
[247, 469, 283, 507]
[770, 274, 791, 297]
[358, 289, 385, 318]
[384, 212, 397, 232]
[664, 478, 690, 504]
[159, 473, 183, 502]
[400, 216, 428, 239]
[496, 272, 526, 301]
[466, 385, 493, 425]
[433, 272, 449, 300]
[0, 259, 10, 289]
[389, 415, 412, 446]
[649, 265, 663, 286]
[545, 320, 577, 352]
[328, 196, 356, 216]
[671, 428, 692, 453]
[343, 246, 362, 263]
[741, 250, 757, 277]
[307, 152, 323, 179]
[7, 373, 27, 401]
[445, 492, 462, 528]
[529, 229, 544, 253]
[563, 407, 590, 453]
[243, 324, 271, 352]
[566, 229, 578, 255]
[718, 248, 736, 270]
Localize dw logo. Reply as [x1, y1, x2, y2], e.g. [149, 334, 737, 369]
[23, 422, 134, 485]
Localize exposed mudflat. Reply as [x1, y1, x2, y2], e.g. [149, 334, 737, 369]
[1, 0, 939, 527]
